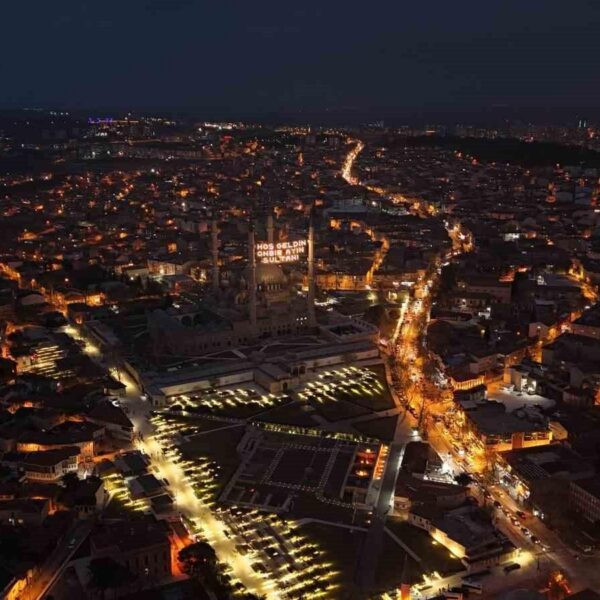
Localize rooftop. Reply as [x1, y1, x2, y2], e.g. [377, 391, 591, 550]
[462, 400, 548, 436]
[501, 444, 592, 483]
[573, 303, 600, 328]
[91, 518, 170, 554]
[431, 506, 503, 553]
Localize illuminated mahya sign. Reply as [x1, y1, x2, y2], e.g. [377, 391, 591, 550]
[256, 240, 307, 264]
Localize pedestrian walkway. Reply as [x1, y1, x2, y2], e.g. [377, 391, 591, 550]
[383, 526, 422, 563]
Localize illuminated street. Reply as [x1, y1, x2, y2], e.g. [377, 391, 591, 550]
[341, 138, 600, 596]
[2, 87, 600, 600]
[116, 376, 281, 599]
[341, 140, 364, 185]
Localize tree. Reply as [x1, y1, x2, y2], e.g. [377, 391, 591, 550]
[455, 472, 472, 486]
[61, 472, 80, 490]
[88, 556, 135, 599]
[481, 447, 497, 483]
[530, 477, 570, 529]
[145, 279, 164, 296]
[178, 541, 217, 578]
[364, 304, 395, 338]
[439, 263, 457, 293]
[0, 357, 16, 383]
[178, 542, 232, 599]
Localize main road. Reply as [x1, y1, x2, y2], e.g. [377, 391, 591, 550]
[341, 140, 364, 186]
[338, 138, 594, 596]
[20, 519, 92, 600]
[341, 139, 418, 593]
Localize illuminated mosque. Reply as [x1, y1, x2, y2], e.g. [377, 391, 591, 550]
[147, 213, 317, 358]
[133, 212, 379, 404]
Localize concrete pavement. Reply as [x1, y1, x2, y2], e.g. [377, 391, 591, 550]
[355, 443, 404, 592]
[113, 370, 278, 599]
[21, 519, 92, 600]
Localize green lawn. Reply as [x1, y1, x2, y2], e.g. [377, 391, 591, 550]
[352, 415, 397, 442]
[180, 424, 244, 457]
[311, 397, 371, 422]
[385, 518, 465, 578]
[334, 367, 396, 412]
[363, 365, 396, 411]
[376, 531, 424, 590]
[254, 402, 317, 427]
[160, 411, 233, 434]
[287, 494, 355, 524]
[179, 398, 289, 420]
[103, 495, 146, 519]
[179, 426, 244, 497]
[297, 522, 365, 598]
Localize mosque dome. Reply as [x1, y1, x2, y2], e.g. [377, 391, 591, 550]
[253, 263, 288, 286]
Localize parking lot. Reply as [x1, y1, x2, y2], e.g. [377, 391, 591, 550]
[170, 387, 292, 418]
[183, 507, 340, 598]
[298, 366, 395, 420]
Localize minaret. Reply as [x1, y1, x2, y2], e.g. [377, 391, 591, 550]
[248, 223, 257, 329]
[267, 213, 275, 245]
[211, 219, 219, 292]
[399, 554, 411, 600]
[307, 206, 317, 327]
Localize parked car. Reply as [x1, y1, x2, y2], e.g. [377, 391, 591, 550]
[503, 563, 521, 574]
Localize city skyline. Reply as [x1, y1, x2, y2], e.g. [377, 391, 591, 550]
[2, 3, 600, 599]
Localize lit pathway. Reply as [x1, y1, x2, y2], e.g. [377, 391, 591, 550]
[341, 140, 364, 185]
[61, 325, 283, 600]
[135, 433, 278, 599]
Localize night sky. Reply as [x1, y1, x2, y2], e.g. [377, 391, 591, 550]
[2, 0, 600, 116]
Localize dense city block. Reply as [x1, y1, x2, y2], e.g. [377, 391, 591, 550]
[1, 111, 600, 600]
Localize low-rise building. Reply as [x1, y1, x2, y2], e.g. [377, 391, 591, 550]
[394, 474, 467, 513]
[570, 477, 600, 523]
[496, 444, 593, 503]
[128, 473, 167, 500]
[87, 401, 134, 441]
[62, 477, 108, 517]
[0, 498, 49, 526]
[409, 505, 516, 572]
[17, 421, 103, 461]
[458, 400, 552, 452]
[462, 276, 512, 303]
[571, 303, 600, 340]
[114, 451, 151, 477]
[448, 368, 485, 391]
[543, 333, 600, 365]
[90, 519, 172, 579]
[1, 447, 80, 483]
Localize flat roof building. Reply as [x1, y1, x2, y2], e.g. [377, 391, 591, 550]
[458, 400, 551, 452]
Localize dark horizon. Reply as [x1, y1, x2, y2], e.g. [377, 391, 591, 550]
[3, 104, 599, 129]
[2, 0, 600, 120]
